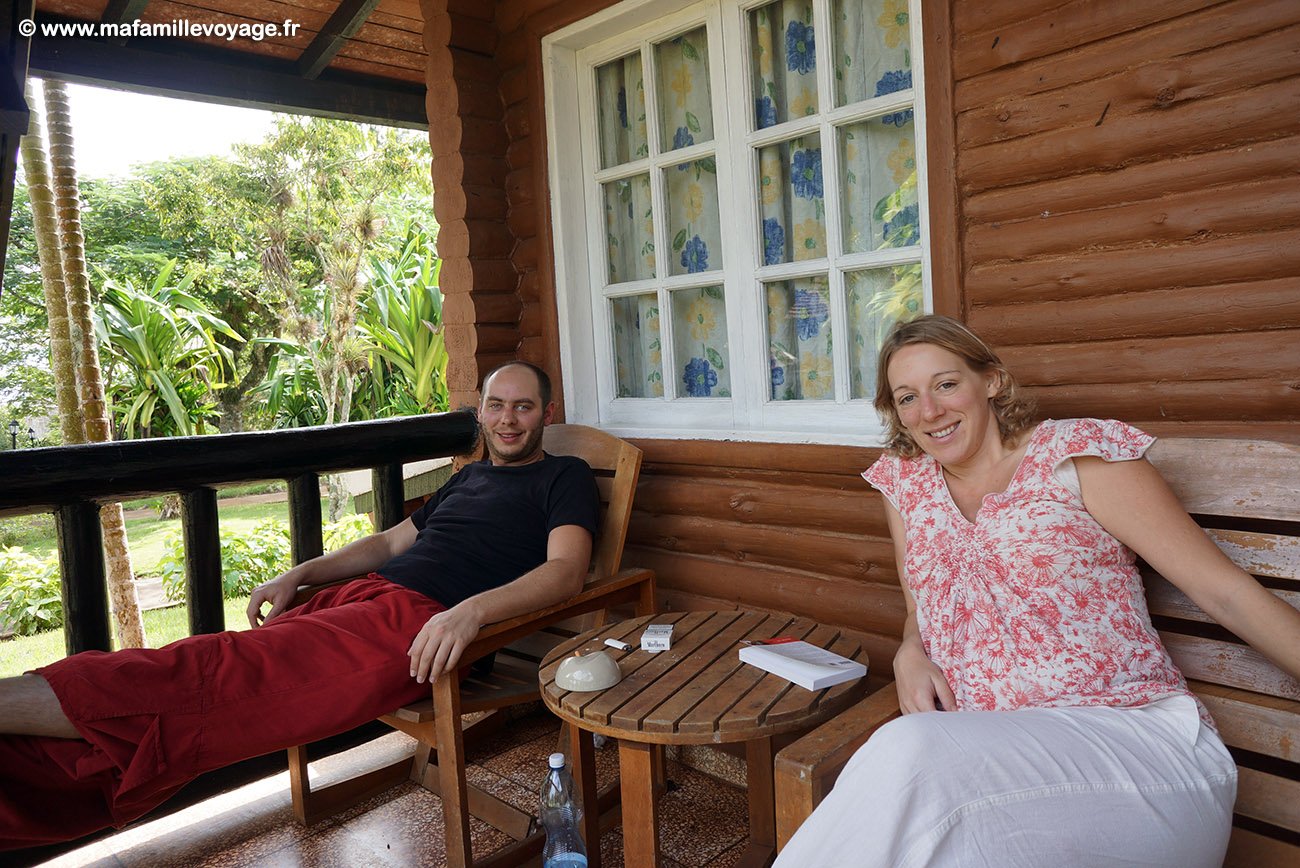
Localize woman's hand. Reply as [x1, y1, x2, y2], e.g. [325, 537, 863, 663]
[893, 635, 956, 713]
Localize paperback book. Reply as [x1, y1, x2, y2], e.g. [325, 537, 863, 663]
[738, 638, 867, 690]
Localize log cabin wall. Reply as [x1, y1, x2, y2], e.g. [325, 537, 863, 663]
[426, 0, 1300, 662]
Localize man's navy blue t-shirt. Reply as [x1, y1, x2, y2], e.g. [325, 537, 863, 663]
[378, 454, 599, 607]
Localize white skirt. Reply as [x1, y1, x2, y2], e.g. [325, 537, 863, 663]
[773, 695, 1236, 868]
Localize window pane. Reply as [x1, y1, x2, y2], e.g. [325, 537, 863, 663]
[839, 116, 918, 254]
[604, 174, 656, 284]
[597, 53, 648, 169]
[612, 293, 663, 397]
[766, 276, 833, 401]
[657, 27, 714, 153]
[671, 286, 730, 398]
[757, 134, 826, 266]
[750, 0, 819, 130]
[845, 265, 921, 398]
[667, 158, 722, 276]
[833, 0, 913, 109]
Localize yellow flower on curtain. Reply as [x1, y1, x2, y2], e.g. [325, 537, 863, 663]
[756, 23, 772, 76]
[799, 351, 833, 398]
[761, 154, 782, 205]
[878, 0, 910, 49]
[687, 297, 716, 341]
[791, 87, 816, 118]
[888, 138, 916, 184]
[684, 182, 704, 221]
[766, 285, 790, 322]
[670, 66, 693, 108]
[845, 138, 858, 163]
[793, 218, 826, 259]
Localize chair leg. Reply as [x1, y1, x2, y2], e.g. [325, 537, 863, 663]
[434, 674, 474, 868]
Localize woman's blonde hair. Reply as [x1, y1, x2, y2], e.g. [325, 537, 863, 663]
[873, 315, 1036, 458]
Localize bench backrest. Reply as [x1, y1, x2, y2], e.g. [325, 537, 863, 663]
[1144, 438, 1300, 866]
[542, 423, 643, 582]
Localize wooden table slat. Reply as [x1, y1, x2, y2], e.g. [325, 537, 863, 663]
[717, 621, 840, 734]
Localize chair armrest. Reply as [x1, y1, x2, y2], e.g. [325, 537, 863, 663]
[774, 681, 901, 849]
[290, 576, 356, 607]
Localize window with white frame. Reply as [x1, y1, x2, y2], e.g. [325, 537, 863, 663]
[547, 0, 927, 444]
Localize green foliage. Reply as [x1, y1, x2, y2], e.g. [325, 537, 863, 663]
[158, 514, 372, 603]
[0, 513, 56, 549]
[93, 260, 244, 437]
[0, 546, 63, 636]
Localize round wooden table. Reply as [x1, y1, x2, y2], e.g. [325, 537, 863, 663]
[540, 610, 869, 868]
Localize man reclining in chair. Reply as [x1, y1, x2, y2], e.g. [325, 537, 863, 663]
[0, 361, 599, 849]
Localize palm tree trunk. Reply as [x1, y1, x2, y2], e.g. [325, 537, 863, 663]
[41, 79, 145, 649]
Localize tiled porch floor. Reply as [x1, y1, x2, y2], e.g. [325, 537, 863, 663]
[29, 704, 752, 868]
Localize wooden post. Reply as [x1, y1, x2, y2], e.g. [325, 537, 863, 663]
[55, 500, 111, 655]
[181, 487, 224, 635]
[372, 462, 404, 530]
[288, 472, 324, 565]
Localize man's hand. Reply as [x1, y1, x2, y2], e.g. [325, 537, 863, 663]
[408, 603, 483, 683]
[247, 576, 299, 627]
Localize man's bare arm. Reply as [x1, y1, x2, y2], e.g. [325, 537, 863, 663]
[246, 519, 419, 626]
[406, 523, 593, 682]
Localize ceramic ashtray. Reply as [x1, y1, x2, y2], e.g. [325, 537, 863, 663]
[555, 649, 622, 692]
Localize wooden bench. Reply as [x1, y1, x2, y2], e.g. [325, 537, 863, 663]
[773, 437, 1300, 867]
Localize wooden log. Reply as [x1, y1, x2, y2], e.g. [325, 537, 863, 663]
[1134, 421, 1300, 446]
[1147, 438, 1300, 522]
[441, 289, 522, 326]
[624, 546, 904, 637]
[968, 278, 1300, 345]
[633, 438, 881, 477]
[1026, 379, 1300, 424]
[964, 229, 1300, 305]
[626, 511, 894, 583]
[999, 330, 1299, 386]
[955, 0, 1299, 108]
[182, 487, 224, 636]
[56, 501, 111, 655]
[958, 24, 1300, 149]
[372, 463, 406, 532]
[632, 475, 886, 537]
[958, 77, 1300, 195]
[965, 136, 1300, 224]
[965, 176, 1300, 264]
[952, 0, 1225, 80]
[288, 473, 325, 566]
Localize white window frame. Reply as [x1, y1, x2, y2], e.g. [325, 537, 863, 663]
[545, 0, 931, 445]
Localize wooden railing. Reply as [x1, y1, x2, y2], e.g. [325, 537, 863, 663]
[0, 411, 479, 655]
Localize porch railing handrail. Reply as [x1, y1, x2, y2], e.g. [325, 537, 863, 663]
[0, 411, 480, 655]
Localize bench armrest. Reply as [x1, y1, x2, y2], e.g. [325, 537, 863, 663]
[774, 681, 902, 849]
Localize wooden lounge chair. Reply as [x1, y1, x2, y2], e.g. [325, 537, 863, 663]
[287, 424, 657, 867]
[773, 437, 1300, 867]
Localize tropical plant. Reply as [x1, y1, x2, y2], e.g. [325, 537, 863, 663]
[358, 222, 448, 415]
[92, 260, 243, 438]
[0, 546, 63, 636]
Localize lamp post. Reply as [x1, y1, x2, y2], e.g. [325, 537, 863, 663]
[7, 419, 16, 450]
[27, 426, 36, 447]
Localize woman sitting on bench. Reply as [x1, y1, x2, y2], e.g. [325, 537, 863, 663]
[775, 315, 1300, 867]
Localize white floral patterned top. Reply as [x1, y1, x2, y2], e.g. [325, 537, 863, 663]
[865, 418, 1206, 722]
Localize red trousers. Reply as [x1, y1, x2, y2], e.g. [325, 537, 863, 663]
[0, 577, 445, 849]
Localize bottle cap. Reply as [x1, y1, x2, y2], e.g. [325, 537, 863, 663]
[549, 752, 565, 769]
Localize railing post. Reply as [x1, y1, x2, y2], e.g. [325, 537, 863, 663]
[288, 473, 324, 565]
[181, 487, 224, 635]
[55, 501, 112, 655]
[372, 462, 405, 531]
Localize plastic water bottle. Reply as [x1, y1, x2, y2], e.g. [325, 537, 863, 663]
[539, 752, 588, 868]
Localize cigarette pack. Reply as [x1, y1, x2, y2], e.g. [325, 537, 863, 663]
[641, 623, 673, 652]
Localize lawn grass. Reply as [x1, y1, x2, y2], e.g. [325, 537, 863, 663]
[0, 597, 254, 678]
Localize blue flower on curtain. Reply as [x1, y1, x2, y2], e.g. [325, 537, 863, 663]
[883, 204, 920, 243]
[682, 357, 718, 397]
[617, 88, 629, 128]
[763, 218, 784, 265]
[875, 69, 912, 97]
[785, 21, 815, 74]
[681, 236, 710, 273]
[755, 95, 777, 129]
[882, 109, 915, 127]
[770, 357, 785, 387]
[791, 148, 823, 200]
[793, 287, 829, 340]
[673, 127, 695, 170]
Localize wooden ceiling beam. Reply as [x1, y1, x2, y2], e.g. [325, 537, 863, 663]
[28, 28, 427, 129]
[99, 0, 153, 46]
[297, 0, 384, 80]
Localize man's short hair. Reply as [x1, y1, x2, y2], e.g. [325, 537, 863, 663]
[483, 360, 553, 407]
